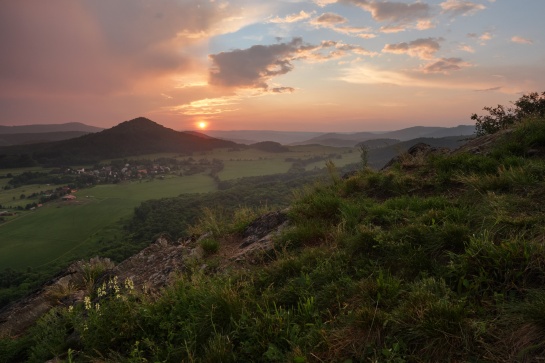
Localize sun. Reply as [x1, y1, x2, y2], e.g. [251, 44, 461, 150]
[197, 121, 207, 130]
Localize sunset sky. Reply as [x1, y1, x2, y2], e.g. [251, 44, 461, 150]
[1, 0, 544, 132]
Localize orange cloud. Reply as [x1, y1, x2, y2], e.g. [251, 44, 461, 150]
[511, 36, 533, 45]
[383, 38, 443, 60]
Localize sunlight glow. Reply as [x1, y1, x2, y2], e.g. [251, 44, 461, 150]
[198, 121, 207, 130]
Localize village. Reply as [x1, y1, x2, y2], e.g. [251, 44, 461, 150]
[0, 157, 225, 218]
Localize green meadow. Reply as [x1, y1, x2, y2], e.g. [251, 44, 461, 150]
[0, 174, 216, 269]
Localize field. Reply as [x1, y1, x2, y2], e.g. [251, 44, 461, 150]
[208, 145, 359, 179]
[0, 174, 216, 269]
[0, 145, 359, 271]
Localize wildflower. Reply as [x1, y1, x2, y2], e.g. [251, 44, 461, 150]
[97, 282, 107, 297]
[95, 303, 100, 311]
[68, 305, 74, 313]
[124, 277, 134, 291]
[84, 296, 92, 310]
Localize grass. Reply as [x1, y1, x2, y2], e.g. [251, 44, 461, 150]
[7, 117, 545, 362]
[219, 159, 290, 179]
[0, 174, 216, 269]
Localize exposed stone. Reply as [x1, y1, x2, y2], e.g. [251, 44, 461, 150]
[239, 210, 288, 248]
[113, 237, 186, 290]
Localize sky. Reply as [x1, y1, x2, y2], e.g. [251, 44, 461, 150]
[1, 0, 544, 132]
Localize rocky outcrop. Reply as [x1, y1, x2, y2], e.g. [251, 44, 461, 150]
[112, 236, 186, 291]
[232, 210, 289, 264]
[0, 210, 290, 337]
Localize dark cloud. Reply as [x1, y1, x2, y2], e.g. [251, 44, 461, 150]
[383, 38, 442, 59]
[271, 87, 296, 93]
[209, 38, 317, 90]
[421, 58, 470, 73]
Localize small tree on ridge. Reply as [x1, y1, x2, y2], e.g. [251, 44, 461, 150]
[472, 91, 545, 136]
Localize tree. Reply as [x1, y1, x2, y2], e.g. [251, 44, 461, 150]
[472, 92, 545, 136]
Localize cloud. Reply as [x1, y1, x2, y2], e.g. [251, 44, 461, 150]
[310, 12, 376, 37]
[511, 36, 533, 45]
[269, 10, 313, 24]
[209, 37, 378, 91]
[169, 96, 242, 115]
[271, 87, 296, 93]
[313, 0, 338, 6]
[383, 38, 442, 60]
[312, 12, 347, 24]
[0, 0, 266, 97]
[468, 31, 493, 45]
[458, 44, 475, 53]
[420, 58, 471, 74]
[336, 63, 496, 91]
[440, 0, 486, 17]
[209, 38, 318, 90]
[341, 0, 433, 32]
[474, 86, 502, 92]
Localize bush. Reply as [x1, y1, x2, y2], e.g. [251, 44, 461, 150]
[472, 91, 545, 136]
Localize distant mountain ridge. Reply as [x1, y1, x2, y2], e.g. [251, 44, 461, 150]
[0, 117, 238, 167]
[202, 130, 325, 145]
[0, 122, 103, 134]
[294, 125, 475, 147]
[0, 131, 93, 146]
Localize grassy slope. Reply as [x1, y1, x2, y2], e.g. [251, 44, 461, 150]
[8, 121, 545, 362]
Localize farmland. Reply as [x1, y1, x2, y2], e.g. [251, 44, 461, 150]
[0, 174, 216, 269]
[0, 145, 359, 270]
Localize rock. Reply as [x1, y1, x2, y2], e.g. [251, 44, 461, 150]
[233, 219, 290, 264]
[113, 237, 186, 290]
[239, 211, 288, 248]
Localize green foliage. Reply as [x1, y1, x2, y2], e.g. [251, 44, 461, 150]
[472, 91, 545, 136]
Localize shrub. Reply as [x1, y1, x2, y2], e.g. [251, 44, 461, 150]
[472, 91, 545, 136]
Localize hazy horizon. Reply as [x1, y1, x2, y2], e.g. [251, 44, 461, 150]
[1, 1, 543, 132]
[0, 118, 475, 134]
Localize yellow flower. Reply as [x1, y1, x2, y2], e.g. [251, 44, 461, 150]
[84, 296, 92, 310]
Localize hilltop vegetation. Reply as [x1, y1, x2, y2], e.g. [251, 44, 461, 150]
[2, 94, 545, 362]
